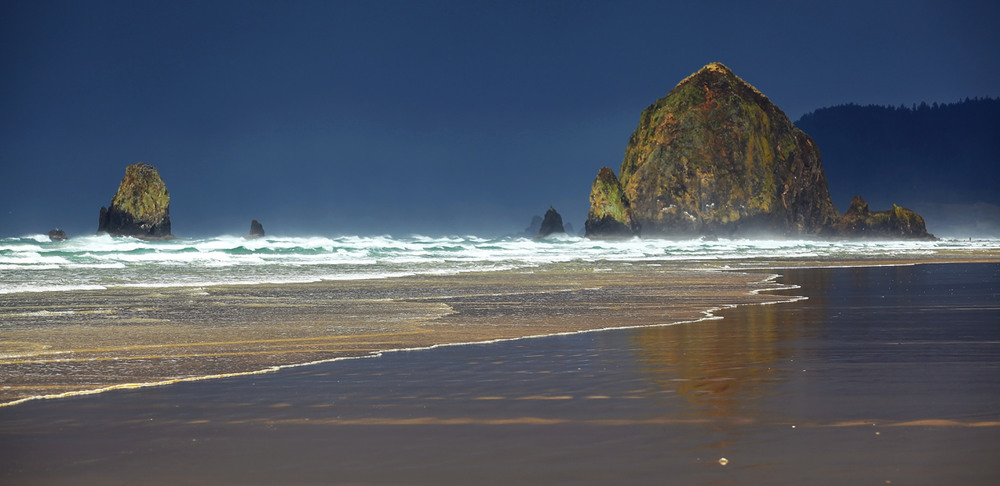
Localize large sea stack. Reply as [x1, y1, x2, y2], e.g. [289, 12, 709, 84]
[97, 163, 172, 239]
[586, 62, 840, 238]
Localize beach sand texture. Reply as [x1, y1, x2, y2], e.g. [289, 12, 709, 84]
[0, 262, 997, 485]
[0, 263, 794, 405]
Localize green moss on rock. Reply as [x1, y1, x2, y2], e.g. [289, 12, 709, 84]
[111, 163, 170, 222]
[589, 168, 628, 221]
[585, 167, 639, 238]
[616, 62, 840, 237]
[98, 163, 172, 239]
[834, 195, 934, 239]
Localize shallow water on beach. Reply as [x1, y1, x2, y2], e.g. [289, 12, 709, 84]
[1, 263, 998, 484]
[0, 263, 792, 404]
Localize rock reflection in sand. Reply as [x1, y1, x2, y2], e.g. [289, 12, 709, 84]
[630, 268, 831, 419]
[0, 263, 792, 405]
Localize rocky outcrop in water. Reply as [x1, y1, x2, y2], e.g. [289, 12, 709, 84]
[246, 219, 265, 239]
[585, 167, 640, 238]
[97, 163, 172, 239]
[586, 62, 840, 238]
[536, 207, 565, 238]
[47, 228, 67, 241]
[834, 196, 934, 239]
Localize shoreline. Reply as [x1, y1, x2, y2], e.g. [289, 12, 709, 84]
[2, 254, 998, 408]
[3, 256, 997, 485]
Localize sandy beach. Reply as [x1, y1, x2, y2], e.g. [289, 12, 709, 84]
[0, 259, 997, 485]
[0, 262, 796, 406]
[3, 251, 997, 406]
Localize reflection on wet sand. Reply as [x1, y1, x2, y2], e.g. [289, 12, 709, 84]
[624, 269, 834, 458]
[630, 268, 831, 420]
[626, 263, 1000, 475]
[0, 263, 792, 405]
[0, 264, 997, 485]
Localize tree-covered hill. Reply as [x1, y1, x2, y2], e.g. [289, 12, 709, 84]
[795, 98, 1000, 236]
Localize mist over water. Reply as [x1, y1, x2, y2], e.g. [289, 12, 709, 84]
[2, 233, 999, 295]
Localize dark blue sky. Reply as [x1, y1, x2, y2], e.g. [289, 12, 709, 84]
[2, 0, 998, 237]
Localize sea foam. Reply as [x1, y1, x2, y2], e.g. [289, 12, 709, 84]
[1, 234, 998, 294]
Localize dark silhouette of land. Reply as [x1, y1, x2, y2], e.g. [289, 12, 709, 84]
[796, 99, 1000, 236]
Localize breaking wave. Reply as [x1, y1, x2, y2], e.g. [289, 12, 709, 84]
[1, 233, 998, 294]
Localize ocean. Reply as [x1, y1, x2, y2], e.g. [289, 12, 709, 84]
[3, 233, 998, 294]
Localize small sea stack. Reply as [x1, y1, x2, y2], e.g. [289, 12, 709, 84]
[585, 167, 640, 238]
[97, 162, 172, 239]
[834, 196, 935, 239]
[536, 207, 565, 238]
[246, 219, 265, 239]
[47, 228, 68, 241]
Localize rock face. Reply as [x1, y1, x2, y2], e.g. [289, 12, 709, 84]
[585, 167, 640, 238]
[536, 207, 565, 238]
[97, 163, 172, 239]
[47, 228, 68, 241]
[834, 196, 934, 239]
[246, 219, 265, 239]
[587, 62, 840, 237]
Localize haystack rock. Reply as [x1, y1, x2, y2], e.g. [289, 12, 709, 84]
[536, 207, 565, 238]
[246, 219, 265, 239]
[97, 163, 172, 239]
[587, 62, 840, 238]
[834, 196, 934, 239]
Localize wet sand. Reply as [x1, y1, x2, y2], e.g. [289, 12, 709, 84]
[0, 262, 795, 405]
[5, 252, 997, 406]
[0, 262, 997, 484]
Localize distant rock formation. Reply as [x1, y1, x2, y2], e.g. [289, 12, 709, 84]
[47, 228, 67, 241]
[97, 163, 172, 239]
[587, 62, 839, 238]
[585, 167, 639, 238]
[585, 62, 934, 239]
[523, 215, 543, 236]
[536, 207, 565, 238]
[834, 196, 934, 239]
[246, 219, 265, 239]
